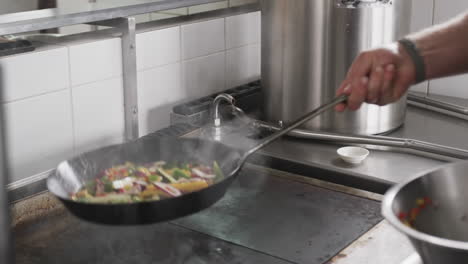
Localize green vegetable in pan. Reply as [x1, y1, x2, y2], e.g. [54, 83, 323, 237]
[71, 161, 224, 204]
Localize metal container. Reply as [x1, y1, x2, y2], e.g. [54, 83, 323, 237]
[382, 161, 468, 263]
[261, 0, 412, 135]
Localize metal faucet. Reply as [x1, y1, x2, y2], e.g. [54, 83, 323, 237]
[212, 93, 236, 128]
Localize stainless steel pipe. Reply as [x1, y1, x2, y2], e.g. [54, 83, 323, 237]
[261, 0, 412, 135]
[254, 121, 468, 160]
[408, 92, 468, 118]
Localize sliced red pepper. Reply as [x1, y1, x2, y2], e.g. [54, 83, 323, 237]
[424, 197, 432, 205]
[398, 212, 407, 220]
[410, 207, 420, 221]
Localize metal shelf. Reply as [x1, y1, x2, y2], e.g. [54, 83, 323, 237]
[0, 0, 225, 35]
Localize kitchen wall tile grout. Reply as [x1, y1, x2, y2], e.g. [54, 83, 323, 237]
[1, 88, 69, 106]
[178, 24, 187, 96]
[66, 47, 77, 155]
[70, 74, 124, 90]
[137, 59, 182, 73]
[181, 50, 228, 64]
[0, 45, 66, 59]
[224, 17, 228, 90]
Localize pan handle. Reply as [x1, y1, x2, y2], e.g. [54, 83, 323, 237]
[238, 94, 348, 164]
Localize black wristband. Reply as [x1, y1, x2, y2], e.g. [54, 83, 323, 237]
[398, 38, 426, 83]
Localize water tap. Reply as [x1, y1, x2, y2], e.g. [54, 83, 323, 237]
[212, 93, 236, 128]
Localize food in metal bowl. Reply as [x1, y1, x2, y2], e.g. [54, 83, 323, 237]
[397, 197, 433, 227]
[72, 161, 224, 203]
[382, 161, 468, 264]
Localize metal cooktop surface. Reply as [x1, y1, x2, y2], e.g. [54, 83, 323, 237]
[15, 166, 382, 264]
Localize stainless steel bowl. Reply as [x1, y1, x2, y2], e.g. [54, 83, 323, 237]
[382, 161, 468, 263]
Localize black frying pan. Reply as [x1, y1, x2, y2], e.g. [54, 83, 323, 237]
[47, 95, 347, 225]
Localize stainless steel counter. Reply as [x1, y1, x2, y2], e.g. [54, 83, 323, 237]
[259, 105, 467, 186]
[192, 104, 468, 263]
[236, 105, 467, 189]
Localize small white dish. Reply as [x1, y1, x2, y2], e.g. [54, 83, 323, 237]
[337, 146, 369, 164]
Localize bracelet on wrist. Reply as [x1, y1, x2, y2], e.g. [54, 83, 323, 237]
[398, 38, 426, 83]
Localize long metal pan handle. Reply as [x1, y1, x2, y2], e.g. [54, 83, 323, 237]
[238, 94, 348, 164]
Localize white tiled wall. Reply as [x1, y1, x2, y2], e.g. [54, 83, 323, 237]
[0, 12, 261, 183]
[69, 38, 123, 86]
[72, 77, 125, 154]
[410, 0, 468, 98]
[183, 52, 226, 97]
[181, 18, 225, 60]
[409, 0, 433, 94]
[0, 47, 70, 103]
[3, 90, 74, 182]
[137, 63, 182, 135]
[226, 44, 261, 88]
[428, 0, 468, 98]
[226, 12, 261, 49]
[136, 27, 180, 71]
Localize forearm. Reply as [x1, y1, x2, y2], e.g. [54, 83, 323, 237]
[408, 12, 468, 80]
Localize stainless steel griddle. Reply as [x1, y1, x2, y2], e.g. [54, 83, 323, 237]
[16, 165, 382, 264]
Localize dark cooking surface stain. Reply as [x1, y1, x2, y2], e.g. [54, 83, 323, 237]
[15, 168, 382, 264]
[15, 212, 290, 264]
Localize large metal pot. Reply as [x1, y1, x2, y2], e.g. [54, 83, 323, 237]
[261, 0, 412, 135]
[382, 161, 468, 263]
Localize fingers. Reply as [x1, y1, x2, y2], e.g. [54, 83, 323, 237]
[367, 66, 384, 104]
[335, 84, 352, 112]
[347, 77, 369, 110]
[334, 47, 402, 111]
[347, 52, 373, 79]
[377, 64, 396, 105]
[340, 64, 396, 110]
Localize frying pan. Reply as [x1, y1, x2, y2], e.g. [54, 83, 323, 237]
[47, 95, 347, 225]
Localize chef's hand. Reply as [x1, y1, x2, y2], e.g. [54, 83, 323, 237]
[335, 43, 416, 111]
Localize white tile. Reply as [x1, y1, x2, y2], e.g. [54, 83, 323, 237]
[226, 44, 260, 88]
[226, 12, 261, 49]
[72, 77, 125, 154]
[136, 27, 181, 71]
[133, 14, 151, 24]
[69, 38, 122, 86]
[4, 90, 74, 182]
[229, 0, 258, 7]
[188, 2, 228, 14]
[182, 52, 226, 97]
[137, 63, 183, 135]
[428, 74, 468, 99]
[181, 18, 225, 60]
[59, 25, 94, 35]
[410, 0, 434, 32]
[433, 0, 468, 24]
[0, 47, 70, 103]
[150, 12, 179, 21]
[160, 7, 188, 16]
